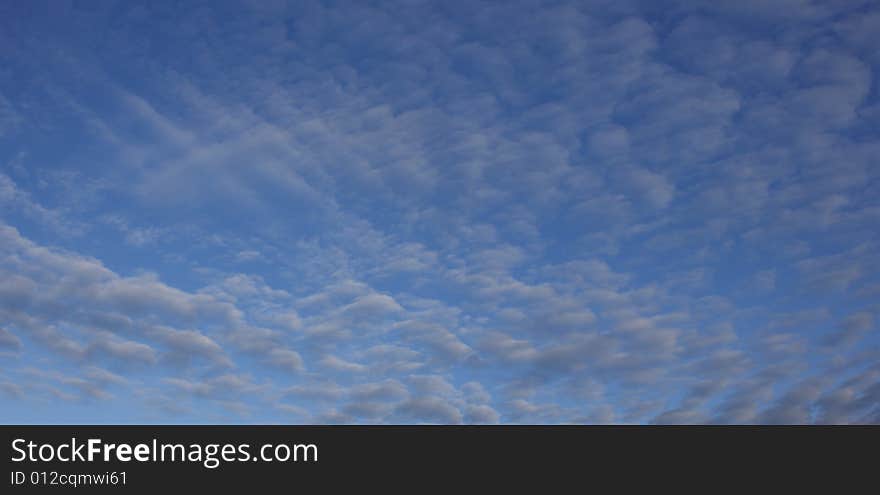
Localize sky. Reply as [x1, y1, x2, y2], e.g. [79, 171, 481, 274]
[0, 0, 878, 424]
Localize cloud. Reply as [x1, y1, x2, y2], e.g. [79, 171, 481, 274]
[20, 367, 123, 402]
[267, 348, 305, 372]
[86, 336, 157, 365]
[0, 173, 81, 236]
[617, 166, 676, 209]
[395, 397, 463, 424]
[319, 354, 367, 374]
[0, 327, 22, 351]
[340, 293, 404, 319]
[0, 381, 23, 399]
[824, 312, 875, 349]
[464, 404, 501, 424]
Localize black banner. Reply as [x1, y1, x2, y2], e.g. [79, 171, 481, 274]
[2, 426, 876, 492]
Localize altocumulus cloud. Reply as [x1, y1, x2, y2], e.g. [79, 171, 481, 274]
[0, 0, 878, 424]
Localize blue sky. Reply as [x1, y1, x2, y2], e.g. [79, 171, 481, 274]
[0, 0, 878, 424]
